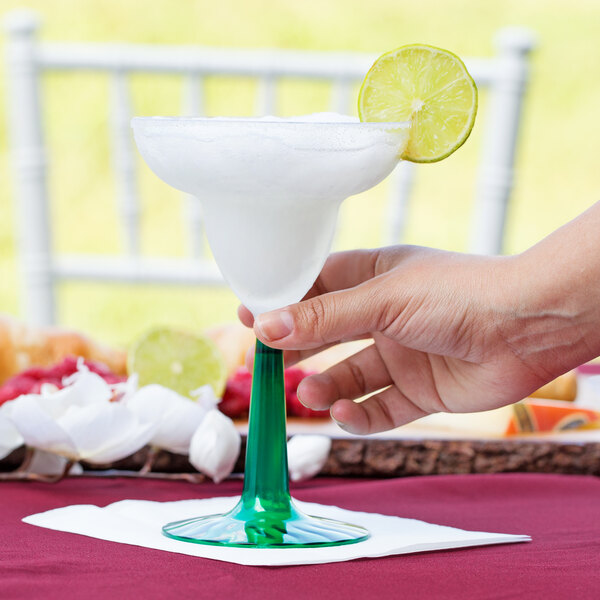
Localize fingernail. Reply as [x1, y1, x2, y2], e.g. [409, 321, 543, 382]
[296, 385, 306, 406]
[300, 373, 331, 401]
[255, 310, 294, 341]
[331, 415, 349, 432]
[330, 404, 352, 432]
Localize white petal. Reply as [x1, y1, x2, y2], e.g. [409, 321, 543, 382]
[59, 402, 155, 464]
[189, 410, 241, 483]
[27, 449, 81, 476]
[32, 368, 113, 422]
[82, 419, 155, 464]
[111, 373, 138, 402]
[125, 384, 173, 423]
[0, 411, 23, 460]
[56, 368, 113, 407]
[287, 435, 331, 482]
[58, 403, 132, 456]
[127, 385, 208, 454]
[61, 357, 89, 386]
[190, 385, 220, 410]
[7, 395, 78, 459]
[40, 383, 60, 395]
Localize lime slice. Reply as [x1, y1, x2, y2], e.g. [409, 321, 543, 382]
[358, 44, 477, 163]
[128, 327, 227, 398]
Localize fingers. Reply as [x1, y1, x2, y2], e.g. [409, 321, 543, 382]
[238, 305, 255, 328]
[297, 344, 392, 410]
[238, 248, 391, 326]
[241, 246, 419, 348]
[254, 273, 398, 350]
[308, 249, 383, 295]
[330, 387, 428, 435]
[295, 339, 431, 434]
[306, 246, 418, 297]
[239, 307, 328, 367]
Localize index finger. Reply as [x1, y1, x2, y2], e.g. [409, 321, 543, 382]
[237, 248, 387, 327]
[237, 246, 408, 330]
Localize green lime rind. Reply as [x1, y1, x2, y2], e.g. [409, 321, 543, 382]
[358, 44, 478, 163]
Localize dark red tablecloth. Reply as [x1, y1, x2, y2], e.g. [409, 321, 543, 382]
[1, 473, 599, 599]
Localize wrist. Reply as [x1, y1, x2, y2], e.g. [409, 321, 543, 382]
[505, 210, 600, 378]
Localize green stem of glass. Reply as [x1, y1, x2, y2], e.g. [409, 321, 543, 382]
[240, 339, 291, 512]
[161, 338, 369, 547]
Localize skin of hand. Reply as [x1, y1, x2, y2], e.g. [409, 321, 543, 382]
[239, 202, 600, 435]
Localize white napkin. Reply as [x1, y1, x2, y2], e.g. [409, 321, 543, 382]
[23, 496, 530, 566]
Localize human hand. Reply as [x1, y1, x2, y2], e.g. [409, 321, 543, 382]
[239, 243, 596, 435]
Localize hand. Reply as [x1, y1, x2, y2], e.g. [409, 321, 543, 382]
[239, 202, 600, 435]
[239, 246, 551, 434]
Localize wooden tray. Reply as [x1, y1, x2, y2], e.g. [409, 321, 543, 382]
[3, 419, 600, 477]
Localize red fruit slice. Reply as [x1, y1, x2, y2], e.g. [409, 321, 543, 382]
[219, 367, 253, 419]
[0, 356, 126, 406]
[218, 366, 327, 419]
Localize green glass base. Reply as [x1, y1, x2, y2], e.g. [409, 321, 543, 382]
[162, 497, 369, 548]
[164, 340, 368, 549]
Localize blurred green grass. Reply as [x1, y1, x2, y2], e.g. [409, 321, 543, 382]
[1, 0, 599, 348]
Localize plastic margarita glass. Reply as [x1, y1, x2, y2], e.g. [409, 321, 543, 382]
[132, 113, 410, 548]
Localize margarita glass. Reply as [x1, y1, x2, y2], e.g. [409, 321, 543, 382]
[132, 114, 410, 548]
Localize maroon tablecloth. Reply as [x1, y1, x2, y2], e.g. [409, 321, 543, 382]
[1, 473, 599, 599]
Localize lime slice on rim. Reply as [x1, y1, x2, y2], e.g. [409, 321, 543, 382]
[358, 44, 478, 163]
[128, 327, 227, 398]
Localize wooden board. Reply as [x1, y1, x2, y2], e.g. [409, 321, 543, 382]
[3, 437, 600, 477]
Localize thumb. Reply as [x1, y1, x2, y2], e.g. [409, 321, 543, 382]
[254, 276, 396, 349]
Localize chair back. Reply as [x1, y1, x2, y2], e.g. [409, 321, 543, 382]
[4, 10, 535, 326]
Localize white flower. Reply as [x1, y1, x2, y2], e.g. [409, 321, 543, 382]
[126, 384, 216, 454]
[6, 363, 156, 464]
[189, 409, 241, 483]
[27, 449, 84, 476]
[190, 385, 221, 411]
[0, 407, 23, 460]
[287, 434, 331, 482]
[111, 372, 139, 402]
